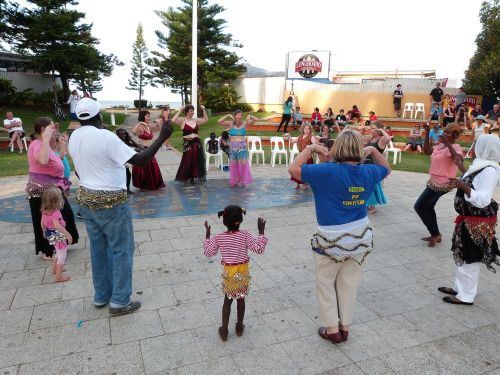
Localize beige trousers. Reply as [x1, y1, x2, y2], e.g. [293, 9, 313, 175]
[313, 252, 363, 327]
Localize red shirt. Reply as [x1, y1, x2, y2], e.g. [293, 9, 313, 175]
[369, 114, 378, 122]
[312, 112, 322, 121]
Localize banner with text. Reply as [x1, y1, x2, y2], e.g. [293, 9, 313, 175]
[286, 51, 331, 81]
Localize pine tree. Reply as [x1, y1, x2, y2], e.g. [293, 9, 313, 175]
[3, 0, 121, 101]
[147, 0, 246, 105]
[463, 0, 500, 96]
[127, 23, 150, 110]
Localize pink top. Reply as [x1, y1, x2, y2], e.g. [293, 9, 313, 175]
[429, 144, 463, 184]
[28, 139, 64, 177]
[41, 209, 66, 230]
[203, 230, 268, 265]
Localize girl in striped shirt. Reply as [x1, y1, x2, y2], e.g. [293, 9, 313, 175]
[204, 205, 267, 341]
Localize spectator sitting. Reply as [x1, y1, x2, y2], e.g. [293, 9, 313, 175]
[207, 132, 219, 154]
[485, 103, 499, 126]
[469, 104, 483, 123]
[428, 103, 442, 123]
[428, 124, 444, 145]
[368, 111, 378, 122]
[324, 108, 335, 129]
[292, 106, 303, 130]
[403, 124, 424, 153]
[4, 111, 25, 153]
[443, 104, 455, 126]
[335, 109, 347, 127]
[347, 105, 361, 124]
[316, 125, 332, 145]
[455, 104, 468, 127]
[318, 139, 335, 163]
[220, 131, 230, 156]
[311, 107, 322, 131]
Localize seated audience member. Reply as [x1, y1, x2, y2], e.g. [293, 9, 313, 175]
[429, 103, 442, 123]
[311, 107, 322, 130]
[316, 125, 332, 145]
[455, 104, 468, 127]
[318, 139, 334, 163]
[220, 131, 230, 156]
[442, 104, 455, 126]
[347, 105, 361, 123]
[403, 123, 424, 153]
[469, 104, 482, 122]
[4, 111, 26, 153]
[324, 108, 335, 129]
[292, 106, 303, 130]
[335, 109, 347, 126]
[485, 103, 499, 126]
[368, 111, 378, 122]
[428, 124, 443, 145]
[207, 132, 219, 154]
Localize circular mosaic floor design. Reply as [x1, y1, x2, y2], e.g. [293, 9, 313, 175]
[0, 178, 313, 223]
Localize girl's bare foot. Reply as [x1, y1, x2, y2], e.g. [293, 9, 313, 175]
[41, 254, 53, 261]
[54, 275, 70, 282]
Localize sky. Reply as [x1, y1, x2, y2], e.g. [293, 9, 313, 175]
[74, 0, 484, 102]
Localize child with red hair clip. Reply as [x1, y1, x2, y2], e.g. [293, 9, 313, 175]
[203, 205, 267, 341]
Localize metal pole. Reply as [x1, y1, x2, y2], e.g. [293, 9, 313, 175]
[191, 0, 197, 110]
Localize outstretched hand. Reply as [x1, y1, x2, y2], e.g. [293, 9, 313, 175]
[257, 217, 266, 235]
[204, 221, 211, 239]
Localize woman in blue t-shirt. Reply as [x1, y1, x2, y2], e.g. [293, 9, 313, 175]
[277, 96, 294, 133]
[289, 130, 390, 344]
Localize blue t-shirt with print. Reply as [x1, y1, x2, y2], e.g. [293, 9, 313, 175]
[301, 162, 389, 225]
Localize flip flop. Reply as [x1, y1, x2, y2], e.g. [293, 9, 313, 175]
[318, 327, 343, 343]
[438, 287, 457, 296]
[443, 296, 473, 305]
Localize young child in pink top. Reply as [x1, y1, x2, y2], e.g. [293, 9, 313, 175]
[203, 205, 267, 342]
[41, 187, 73, 282]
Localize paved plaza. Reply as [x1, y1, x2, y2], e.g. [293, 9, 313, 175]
[0, 148, 499, 375]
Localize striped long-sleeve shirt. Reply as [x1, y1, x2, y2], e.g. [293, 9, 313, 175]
[203, 230, 268, 264]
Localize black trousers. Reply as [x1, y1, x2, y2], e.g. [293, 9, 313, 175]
[414, 187, 448, 237]
[126, 166, 131, 192]
[277, 114, 291, 132]
[29, 193, 79, 257]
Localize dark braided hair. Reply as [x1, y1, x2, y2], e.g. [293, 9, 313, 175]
[217, 205, 246, 232]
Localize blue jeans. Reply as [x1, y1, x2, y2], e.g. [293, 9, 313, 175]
[79, 202, 134, 307]
[414, 187, 448, 237]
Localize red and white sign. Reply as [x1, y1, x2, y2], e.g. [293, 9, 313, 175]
[287, 51, 331, 80]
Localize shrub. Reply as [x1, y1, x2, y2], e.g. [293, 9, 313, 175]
[133, 99, 148, 109]
[233, 103, 253, 112]
[203, 85, 240, 113]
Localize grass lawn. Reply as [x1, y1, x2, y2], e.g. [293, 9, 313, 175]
[0, 107, 126, 177]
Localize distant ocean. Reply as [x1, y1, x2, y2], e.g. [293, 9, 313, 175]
[98, 100, 182, 109]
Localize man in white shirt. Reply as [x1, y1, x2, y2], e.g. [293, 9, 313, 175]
[67, 90, 80, 120]
[3, 111, 25, 153]
[69, 98, 173, 316]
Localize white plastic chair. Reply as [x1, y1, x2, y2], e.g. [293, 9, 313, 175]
[414, 103, 425, 119]
[383, 140, 402, 164]
[10, 136, 28, 152]
[402, 103, 414, 119]
[270, 136, 288, 167]
[204, 137, 223, 171]
[247, 136, 265, 167]
[288, 138, 299, 163]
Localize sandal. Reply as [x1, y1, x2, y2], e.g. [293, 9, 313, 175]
[235, 322, 245, 337]
[318, 327, 343, 343]
[438, 287, 457, 296]
[218, 326, 228, 342]
[443, 296, 473, 305]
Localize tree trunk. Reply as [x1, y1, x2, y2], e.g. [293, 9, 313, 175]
[60, 73, 70, 100]
[138, 74, 143, 111]
[80, 79, 87, 96]
[51, 68, 58, 104]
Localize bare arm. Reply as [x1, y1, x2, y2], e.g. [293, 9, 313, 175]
[196, 106, 208, 126]
[218, 114, 233, 126]
[132, 122, 144, 136]
[445, 143, 466, 174]
[128, 120, 174, 167]
[172, 107, 185, 127]
[364, 146, 391, 171]
[245, 115, 258, 125]
[288, 143, 329, 181]
[35, 124, 55, 165]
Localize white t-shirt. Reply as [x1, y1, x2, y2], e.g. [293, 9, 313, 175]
[67, 95, 80, 113]
[473, 123, 488, 140]
[68, 126, 136, 191]
[4, 118, 23, 133]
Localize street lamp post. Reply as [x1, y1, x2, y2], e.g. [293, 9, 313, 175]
[191, 0, 197, 111]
